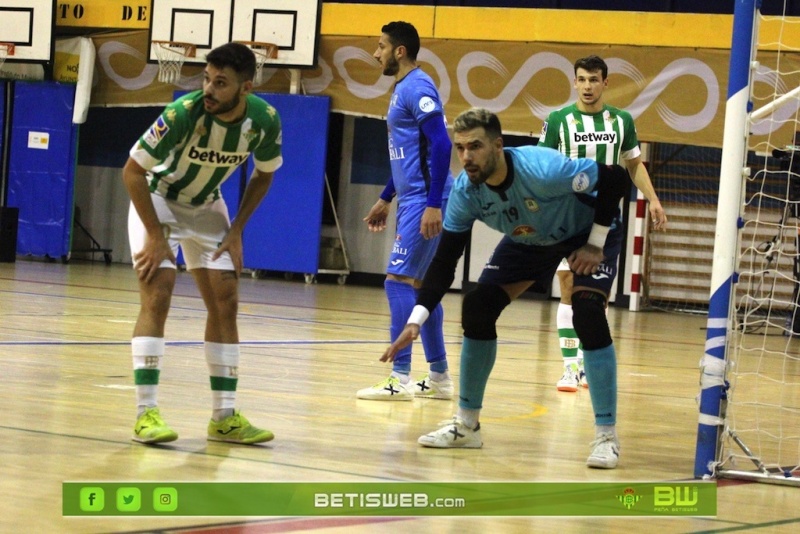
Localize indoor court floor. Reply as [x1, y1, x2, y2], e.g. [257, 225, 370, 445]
[1, 259, 797, 533]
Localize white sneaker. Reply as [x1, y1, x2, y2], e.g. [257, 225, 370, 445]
[556, 364, 580, 392]
[586, 432, 620, 469]
[414, 374, 454, 400]
[356, 376, 414, 401]
[418, 416, 482, 448]
[578, 361, 588, 388]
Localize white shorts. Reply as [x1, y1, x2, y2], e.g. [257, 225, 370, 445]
[128, 193, 235, 271]
[557, 257, 570, 272]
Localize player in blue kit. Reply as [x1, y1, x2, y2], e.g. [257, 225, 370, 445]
[383, 108, 630, 468]
[358, 21, 455, 401]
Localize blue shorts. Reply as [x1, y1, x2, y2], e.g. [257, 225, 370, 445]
[387, 200, 448, 280]
[477, 223, 623, 298]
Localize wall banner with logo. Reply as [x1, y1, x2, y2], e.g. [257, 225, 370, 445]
[86, 31, 800, 149]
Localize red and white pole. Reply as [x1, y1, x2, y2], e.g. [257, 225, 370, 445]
[629, 143, 649, 312]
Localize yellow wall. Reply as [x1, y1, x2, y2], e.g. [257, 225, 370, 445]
[56, 2, 798, 51]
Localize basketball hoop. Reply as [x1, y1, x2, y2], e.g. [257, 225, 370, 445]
[0, 43, 15, 73]
[235, 41, 278, 85]
[151, 40, 196, 84]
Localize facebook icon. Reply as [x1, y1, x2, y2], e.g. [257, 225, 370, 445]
[79, 487, 105, 512]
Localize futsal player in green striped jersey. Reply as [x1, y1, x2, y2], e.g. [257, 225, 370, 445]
[539, 55, 667, 393]
[123, 42, 282, 445]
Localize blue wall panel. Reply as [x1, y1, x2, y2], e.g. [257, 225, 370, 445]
[6, 82, 77, 258]
[243, 93, 330, 274]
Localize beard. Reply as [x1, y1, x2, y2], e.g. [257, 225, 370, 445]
[466, 152, 498, 186]
[382, 55, 399, 76]
[204, 91, 241, 116]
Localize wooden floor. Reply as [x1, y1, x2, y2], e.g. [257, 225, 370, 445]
[1, 259, 798, 533]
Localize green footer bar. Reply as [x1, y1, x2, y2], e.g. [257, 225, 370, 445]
[63, 481, 717, 517]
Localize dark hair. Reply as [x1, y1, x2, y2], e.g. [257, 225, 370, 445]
[453, 108, 502, 140]
[381, 21, 420, 61]
[205, 42, 256, 82]
[574, 55, 608, 79]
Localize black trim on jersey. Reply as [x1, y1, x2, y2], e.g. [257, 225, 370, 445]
[594, 163, 630, 226]
[417, 229, 471, 312]
[485, 151, 516, 202]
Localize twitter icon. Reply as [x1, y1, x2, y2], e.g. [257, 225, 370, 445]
[117, 487, 141, 512]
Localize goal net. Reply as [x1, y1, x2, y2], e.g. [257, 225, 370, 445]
[695, 0, 800, 484]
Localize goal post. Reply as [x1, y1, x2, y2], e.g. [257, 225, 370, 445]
[695, 0, 800, 484]
[694, 0, 755, 480]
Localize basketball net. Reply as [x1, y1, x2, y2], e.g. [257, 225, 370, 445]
[237, 42, 278, 86]
[152, 41, 195, 84]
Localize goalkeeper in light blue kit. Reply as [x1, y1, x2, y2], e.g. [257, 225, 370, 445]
[383, 108, 630, 468]
[358, 21, 454, 401]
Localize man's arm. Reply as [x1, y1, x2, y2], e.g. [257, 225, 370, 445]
[212, 169, 275, 274]
[123, 156, 176, 282]
[625, 156, 667, 231]
[419, 115, 452, 239]
[568, 163, 630, 276]
[364, 179, 395, 232]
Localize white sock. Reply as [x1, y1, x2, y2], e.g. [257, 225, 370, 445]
[457, 408, 480, 429]
[429, 370, 450, 381]
[390, 371, 410, 384]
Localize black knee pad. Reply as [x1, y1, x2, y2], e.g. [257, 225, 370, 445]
[462, 284, 511, 340]
[571, 290, 612, 350]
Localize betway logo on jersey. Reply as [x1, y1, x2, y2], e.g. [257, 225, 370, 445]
[571, 131, 617, 144]
[187, 146, 250, 167]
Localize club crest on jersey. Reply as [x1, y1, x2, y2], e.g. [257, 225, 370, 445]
[419, 96, 436, 113]
[143, 116, 170, 149]
[524, 198, 539, 212]
[512, 226, 536, 236]
[195, 124, 208, 138]
[243, 128, 258, 142]
[572, 172, 590, 192]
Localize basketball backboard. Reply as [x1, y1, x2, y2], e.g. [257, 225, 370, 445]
[0, 0, 54, 63]
[149, 0, 322, 69]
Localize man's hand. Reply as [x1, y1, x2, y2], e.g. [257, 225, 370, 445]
[133, 229, 176, 283]
[212, 229, 244, 276]
[363, 199, 390, 232]
[380, 323, 421, 362]
[420, 207, 443, 239]
[568, 244, 604, 276]
[650, 200, 668, 231]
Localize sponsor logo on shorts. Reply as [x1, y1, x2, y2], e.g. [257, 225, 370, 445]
[419, 96, 436, 113]
[572, 172, 590, 192]
[143, 116, 170, 149]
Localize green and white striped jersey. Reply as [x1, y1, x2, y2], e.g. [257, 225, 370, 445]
[539, 103, 639, 165]
[130, 90, 282, 205]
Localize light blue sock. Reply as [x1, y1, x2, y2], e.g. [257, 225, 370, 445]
[458, 337, 497, 410]
[384, 279, 415, 374]
[418, 295, 447, 373]
[583, 345, 617, 426]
